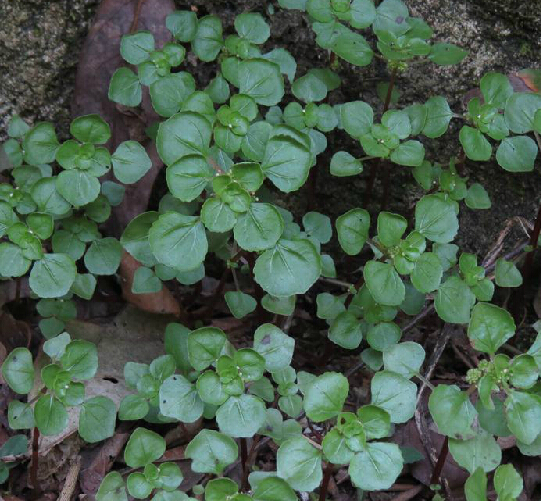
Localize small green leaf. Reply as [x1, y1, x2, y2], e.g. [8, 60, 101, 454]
[415, 194, 458, 243]
[96, 472, 128, 501]
[494, 464, 523, 500]
[112, 141, 152, 184]
[79, 396, 116, 443]
[304, 372, 349, 422]
[188, 327, 227, 371]
[496, 136, 538, 172]
[224, 291, 257, 319]
[277, 437, 322, 492]
[448, 430, 502, 473]
[422, 96, 453, 138]
[429, 43, 468, 65]
[23, 123, 59, 166]
[504, 92, 541, 134]
[234, 203, 284, 251]
[160, 374, 204, 423]
[465, 183, 491, 210]
[468, 303, 515, 355]
[328, 311, 363, 349]
[340, 101, 374, 138]
[349, 442, 403, 491]
[60, 340, 98, 380]
[119, 394, 149, 421]
[505, 391, 541, 445]
[495, 258, 523, 287]
[235, 12, 270, 44]
[216, 394, 266, 438]
[149, 212, 207, 272]
[166, 10, 198, 42]
[428, 385, 477, 439]
[261, 294, 295, 316]
[254, 239, 321, 297]
[253, 323, 295, 372]
[480, 72, 513, 108]
[2, 348, 34, 394]
[185, 429, 238, 474]
[336, 208, 370, 255]
[30, 254, 76, 298]
[464, 468, 487, 501]
[108, 67, 142, 107]
[34, 395, 68, 436]
[192, 15, 223, 62]
[435, 276, 476, 324]
[371, 371, 416, 423]
[132, 267, 162, 294]
[383, 341, 425, 379]
[84, 237, 122, 276]
[459, 126, 492, 161]
[124, 427, 166, 468]
[411, 252, 443, 293]
[239, 59, 284, 106]
[120, 31, 155, 64]
[364, 261, 405, 306]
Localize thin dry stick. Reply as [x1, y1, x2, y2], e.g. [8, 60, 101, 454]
[130, 0, 146, 33]
[58, 455, 82, 501]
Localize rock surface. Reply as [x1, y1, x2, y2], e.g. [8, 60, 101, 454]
[1, 0, 540, 254]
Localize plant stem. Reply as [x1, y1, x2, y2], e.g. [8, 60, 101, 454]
[130, 0, 146, 33]
[30, 426, 40, 491]
[383, 66, 399, 113]
[319, 462, 334, 501]
[240, 437, 249, 492]
[429, 436, 448, 487]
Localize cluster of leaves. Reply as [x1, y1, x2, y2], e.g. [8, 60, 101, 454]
[2, 333, 116, 442]
[1, 0, 540, 499]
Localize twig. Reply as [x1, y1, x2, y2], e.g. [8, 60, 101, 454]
[130, 0, 146, 34]
[58, 455, 82, 501]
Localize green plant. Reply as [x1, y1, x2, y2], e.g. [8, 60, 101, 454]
[2, 0, 541, 499]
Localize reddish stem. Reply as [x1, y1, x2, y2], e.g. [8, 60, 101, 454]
[240, 437, 249, 492]
[319, 462, 334, 501]
[429, 436, 448, 487]
[30, 426, 40, 492]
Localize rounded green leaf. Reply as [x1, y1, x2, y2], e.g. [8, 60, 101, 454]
[261, 134, 311, 192]
[253, 323, 295, 372]
[23, 123, 59, 166]
[34, 394, 68, 436]
[84, 237, 122, 276]
[422, 96, 453, 138]
[224, 291, 257, 319]
[495, 258, 522, 287]
[336, 208, 370, 255]
[192, 15, 223, 62]
[166, 10, 198, 42]
[252, 477, 297, 501]
[468, 303, 515, 355]
[125, 427, 166, 468]
[330, 151, 362, 177]
[112, 141, 152, 184]
[108, 67, 142, 107]
[367, 322, 401, 351]
[465, 183, 491, 210]
[120, 31, 154, 64]
[328, 311, 363, 349]
[185, 429, 238, 474]
[56, 170, 100, 207]
[119, 394, 149, 421]
[428, 385, 477, 439]
[61, 340, 98, 380]
[235, 12, 270, 44]
[159, 374, 204, 423]
[188, 327, 227, 371]
[504, 92, 541, 134]
[127, 472, 152, 499]
[149, 212, 207, 271]
[292, 73, 327, 103]
[496, 135, 538, 172]
[304, 372, 348, 422]
[30, 254, 76, 298]
[120, 211, 159, 267]
[340, 101, 373, 138]
[349, 442, 403, 491]
[383, 341, 425, 379]
[415, 194, 458, 243]
[435, 276, 476, 324]
[411, 252, 443, 293]
[70, 114, 111, 144]
[254, 239, 321, 297]
[156, 112, 212, 167]
[2, 348, 34, 394]
[459, 126, 492, 161]
[0, 243, 31, 278]
[505, 391, 541, 445]
[364, 261, 405, 306]
[277, 437, 322, 492]
[238, 59, 284, 106]
[79, 396, 116, 443]
[494, 464, 523, 500]
[371, 370, 416, 423]
[234, 203, 284, 251]
[448, 430, 502, 473]
[166, 154, 213, 202]
[31, 178, 71, 216]
[96, 472, 128, 501]
[216, 394, 266, 437]
[480, 72, 513, 108]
